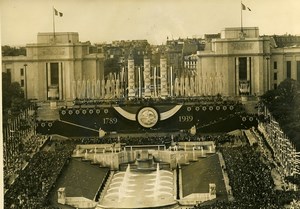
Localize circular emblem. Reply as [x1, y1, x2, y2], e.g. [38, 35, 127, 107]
[48, 122, 52, 127]
[229, 105, 234, 110]
[61, 110, 66, 115]
[96, 109, 101, 114]
[202, 106, 207, 111]
[68, 110, 73, 115]
[209, 106, 213, 111]
[195, 106, 200, 111]
[242, 117, 247, 122]
[223, 106, 227, 111]
[41, 123, 45, 127]
[216, 106, 220, 111]
[137, 107, 159, 128]
[89, 109, 94, 114]
[104, 109, 109, 114]
[82, 109, 87, 114]
[187, 107, 192, 112]
[75, 110, 80, 115]
[249, 117, 253, 121]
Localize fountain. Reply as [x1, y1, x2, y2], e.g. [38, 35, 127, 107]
[192, 146, 196, 160]
[104, 164, 136, 201]
[84, 149, 88, 159]
[100, 162, 175, 209]
[117, 165, 130, 202]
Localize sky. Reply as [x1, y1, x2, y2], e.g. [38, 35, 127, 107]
[1, 0, 300, 46]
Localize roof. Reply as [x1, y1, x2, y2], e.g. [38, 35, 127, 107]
[273, 35, 300, 48]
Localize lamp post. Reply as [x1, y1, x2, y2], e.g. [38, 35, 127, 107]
[24, 64, 28, 100]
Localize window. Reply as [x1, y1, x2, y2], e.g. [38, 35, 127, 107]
[20, 68, 24, 76]
[274, 61, 277, 70]
[273, 72, 277, 80]
[287, 61, 291, 78]
[239, 57, 247, 80]
[50, 63, 59, 85]
[20, 79, 24, 87]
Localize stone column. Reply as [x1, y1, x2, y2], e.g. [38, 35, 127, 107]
[128, 58, 135, 98]
[144, 58, 151, 98]
[170, 66, 174, 97]
[235, 57, 239, 95]
[160, 57, 168, 97]
[58, 63, 63, 100]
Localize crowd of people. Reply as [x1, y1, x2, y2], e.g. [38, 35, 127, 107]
[194, 145, 300, 209]
[4, 134, 48, 190]
[4, 142, 75, 209]
[69, 133, 241, 148]
[8, 132, 300, 209]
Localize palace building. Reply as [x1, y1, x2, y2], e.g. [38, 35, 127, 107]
[2, 27, 300, 101]
[2, 32, 104, 101]
[195, 27, 300, 96]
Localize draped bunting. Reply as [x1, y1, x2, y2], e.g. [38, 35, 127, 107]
[114, 107, 136, 121]
[160, 105, 182, 120]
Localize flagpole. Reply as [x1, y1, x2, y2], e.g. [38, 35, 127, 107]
[53, 6, 56, 41]
[241, 1, 243, 35]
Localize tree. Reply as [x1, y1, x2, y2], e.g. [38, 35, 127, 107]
[261, 78, 300, 149]
[2, 45, 26, 56]
[104, 57, 120, 76]
[2, 75, 30, 125]
[2, 72, 11, 109]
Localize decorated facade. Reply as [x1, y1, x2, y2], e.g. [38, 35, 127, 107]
[2, 27, 300, 100]
[2, 32, 104, 101]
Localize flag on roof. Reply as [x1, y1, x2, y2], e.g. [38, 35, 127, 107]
[241, 3, 251, 11]
[54, 8, 63, 17]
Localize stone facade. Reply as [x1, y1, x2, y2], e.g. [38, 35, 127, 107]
[3, 28, 300, 100]
[196, 27, 300, 96]
[2, 32, 104, 101]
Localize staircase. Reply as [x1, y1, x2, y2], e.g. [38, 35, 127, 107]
[36, 102, 60, 121]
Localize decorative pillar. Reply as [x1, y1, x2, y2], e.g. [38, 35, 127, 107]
[170, 66, 173, 97]
[57, 188, 66, 205]
[59, 63, 63, 100]
[76, 80, 81, 99]
[138, 67, 142, 98]
[144, 58, 151, 98]
[128, 58, 135, 98]
[64, 62, 71, 100]
[235, 58, 239, 95]
[160, 57, 168, 97]
[247, 57, 250, 81]
[246, 57, 251, 95]
[47, 63, 51, 91]
[153, 67, 157, 97]
[72, 80, 76, 99]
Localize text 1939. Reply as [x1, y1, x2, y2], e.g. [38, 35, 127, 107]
[178, 116, 193, 122]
